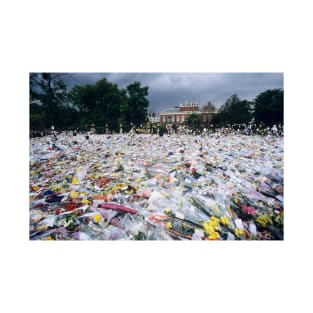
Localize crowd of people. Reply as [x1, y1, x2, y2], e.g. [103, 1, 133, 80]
[200, 123, 283, 137]
[168, 123, 283, 137]
[30, 129, 80, 138]
[30, 123, 283, 140]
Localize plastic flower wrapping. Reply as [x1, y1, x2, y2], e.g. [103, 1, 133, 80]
[29, 133, 283, 240]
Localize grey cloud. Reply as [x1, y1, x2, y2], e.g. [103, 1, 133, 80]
[61, 73, 283, 114]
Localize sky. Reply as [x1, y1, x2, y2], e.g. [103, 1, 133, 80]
[61, 72, 283, 114]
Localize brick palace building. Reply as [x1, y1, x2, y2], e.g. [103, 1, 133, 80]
[159, 102, 216, 125]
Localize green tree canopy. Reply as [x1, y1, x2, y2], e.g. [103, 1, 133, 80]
[253, 89, 283, 126]
[69, 79, 126, 132]
[30, 74, 152, 132]
[67, 79, 149, 132]
[122, 81, 149, 129]
[212, 94, 252, 125]
[185, 113, 201, 131]
[202, 102, 217, 112]
[30, 73, 69, 129]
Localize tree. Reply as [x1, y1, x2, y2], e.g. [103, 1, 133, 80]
[30, 73, 41, 104]
[185, 113, 201, 131]
[202, 102, 216, 112]
[30, 103, 44, 130]
[123, 81, 149, 128]
[212, 94, 252, 125]
[69, 78, 127, 132]
[30, 74, 151, 132]
[70, 84, 95, 113]
[29, 73, 69, 128]
[253, 89, 283, 126]
[172, 123, 178, 133]
[93, 79, 126, 132]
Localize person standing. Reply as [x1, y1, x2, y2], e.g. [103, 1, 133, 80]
[271, 124, 278, 137]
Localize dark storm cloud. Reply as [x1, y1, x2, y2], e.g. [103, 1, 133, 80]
[62, 73, 283, 114]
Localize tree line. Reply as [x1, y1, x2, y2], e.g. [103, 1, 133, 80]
[185, 89, 283, 131]
[30, 73, 149, 132]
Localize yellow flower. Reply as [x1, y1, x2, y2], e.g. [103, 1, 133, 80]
[82, 199, 90, 205]
[130, 184, 139, 191]
[42, 236, 54, 240]
[165, 222, 172, 229]
[201, 221, 213, 234]
[52, 185, 62, 192]
[235, 228, 245, 237]
[72, 177, 79, 184]
[70, 191, 80, 199]
[210, 216, 219, 222]
[220, 216, 230, 227]
[205, 225, 215, 234]
[201, 219, 220, 234]
[136, 177, 142, 183]
[93, 213, 101, 223]
[36, 224, 49, 232]
[31, 185, 39, 191]
[164, 208, 171, 215]
[182, 222, 188, 230]
[117, 183, 127, 190]
[209, 217, 220, 230]
[256, 215, 273, 228]
[208, 231, 220, 240]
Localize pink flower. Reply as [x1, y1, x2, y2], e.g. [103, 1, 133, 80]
[241, 205, 257, 215]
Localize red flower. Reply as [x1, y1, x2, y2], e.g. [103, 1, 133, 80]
[65, 202, 78, 212]
[241, 205, 257, 215]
